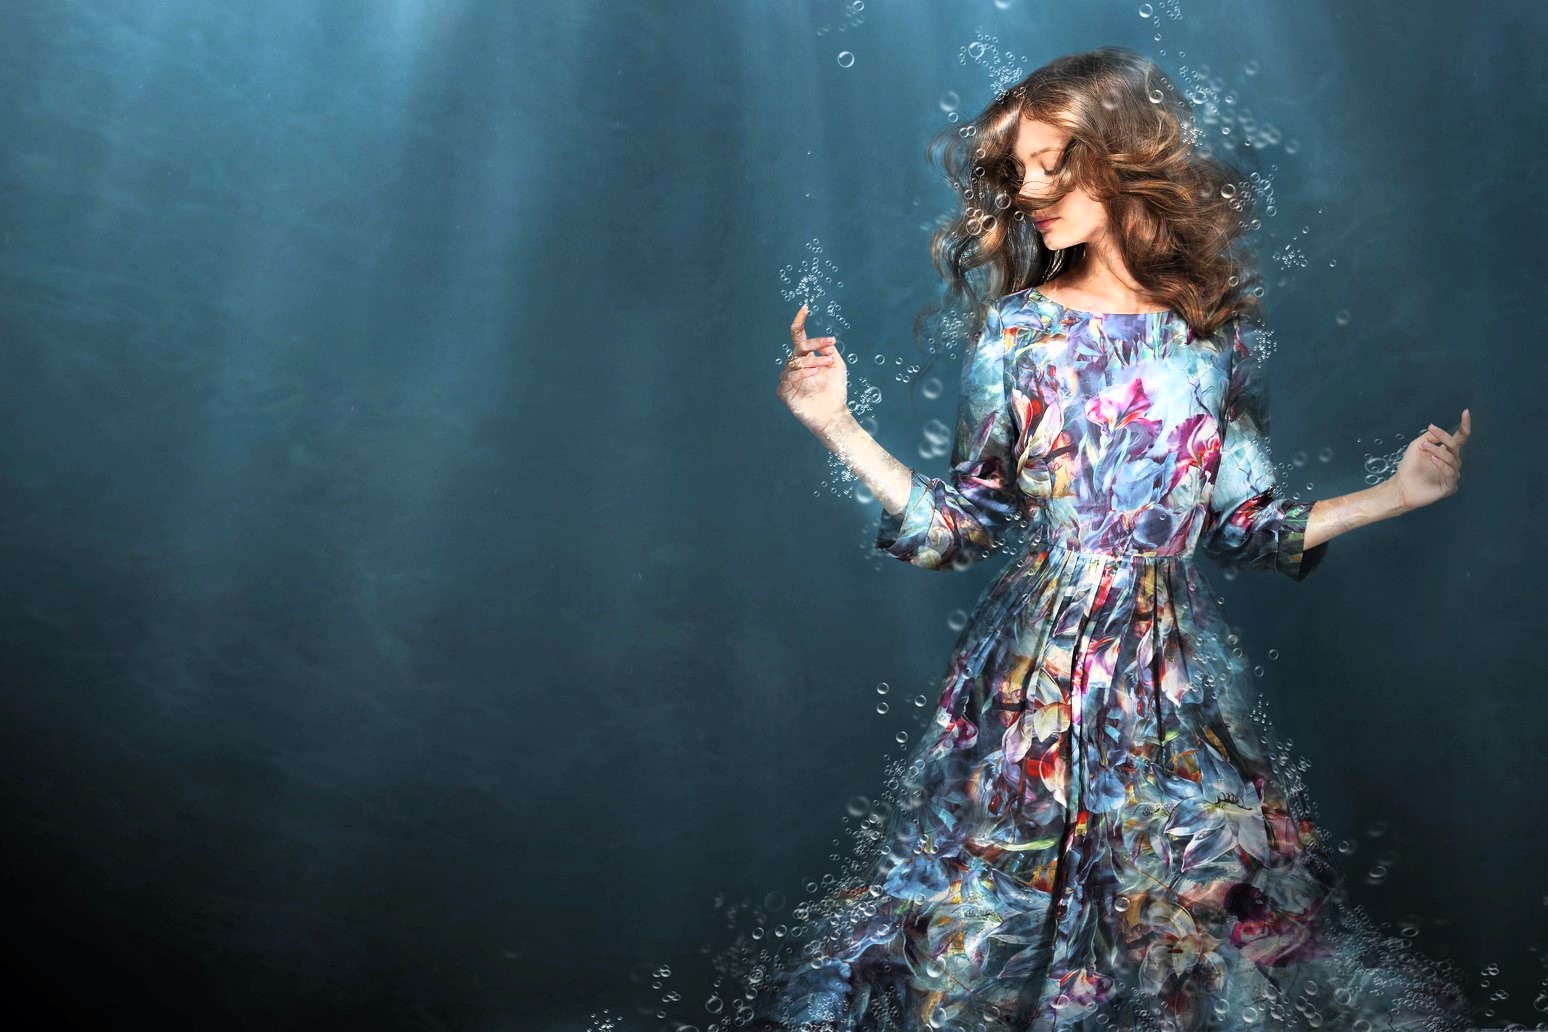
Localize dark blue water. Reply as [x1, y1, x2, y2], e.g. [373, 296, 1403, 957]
[0, 1, 1542, 1029]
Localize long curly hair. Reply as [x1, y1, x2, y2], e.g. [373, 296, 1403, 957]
[909, 46, 1267, 405]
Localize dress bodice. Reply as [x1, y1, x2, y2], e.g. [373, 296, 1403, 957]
[877, 286, 1325, 580]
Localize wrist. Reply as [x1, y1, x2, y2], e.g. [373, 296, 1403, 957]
[1374, 477, 1413, 518]
[814, 410, 861, 450]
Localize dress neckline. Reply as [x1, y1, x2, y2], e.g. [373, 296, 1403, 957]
[1028, 285, 1174, 318]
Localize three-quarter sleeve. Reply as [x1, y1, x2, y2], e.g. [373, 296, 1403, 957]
[1198, 315, 1327, 581]
[875, 298, 1025, 570]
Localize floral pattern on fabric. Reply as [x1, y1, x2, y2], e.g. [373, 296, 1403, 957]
[753, 288, 1475, 1032]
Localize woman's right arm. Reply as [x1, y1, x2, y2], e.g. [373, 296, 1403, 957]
[778, 300, 1027, 571]
[813, 415, 913, 519]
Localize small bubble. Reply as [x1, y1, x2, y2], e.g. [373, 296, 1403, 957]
[837, 50, 855, 68]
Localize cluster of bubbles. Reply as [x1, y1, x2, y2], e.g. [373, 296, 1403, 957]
[1243, 684, 1317, 818]
[1138, 0, 1184, 22]
[1274, 240, 1308, 270]
[816, 0, 866, 39]
[1279, 443, 1339, 505]
[1171, 61, 1300, 163]
[1359, 432, 1411, 487]
[636, 742, 930, 1030]
[581, 1008, 623, 1030]
[1248, 321, 1280, 363]
[776, 238, 851, 334]
[916, 415, 951, 464]
[957, 31, 1029, 100]
[1273, 222, 1328, 270]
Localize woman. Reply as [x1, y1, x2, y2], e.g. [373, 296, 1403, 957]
[763, 47, 1475, 1031]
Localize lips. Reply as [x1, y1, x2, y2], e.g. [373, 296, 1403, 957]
[1034, 216, 1058, 229]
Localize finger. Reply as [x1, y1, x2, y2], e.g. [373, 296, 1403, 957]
[789, 304, 808, 347]
[1422, 440, 1459, 472]
[798, 335, 837, 358]
[1425, 423, 1457, 450]
[1452, 408, 1471, 443]
[1422, 436, 1458, 463]
[790, 352, 836, 370]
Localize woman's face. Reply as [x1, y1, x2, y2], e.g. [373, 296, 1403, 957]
[1011, 114, 1109, 253]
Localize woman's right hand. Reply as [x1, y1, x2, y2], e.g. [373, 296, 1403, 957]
[776, 303, 851, 437]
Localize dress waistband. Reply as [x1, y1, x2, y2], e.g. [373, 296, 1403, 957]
[1030, 538, 1196, 565]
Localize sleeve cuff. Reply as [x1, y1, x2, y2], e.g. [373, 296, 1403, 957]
[875, 470, 938, 560]
[1274, 499, 1328, 581]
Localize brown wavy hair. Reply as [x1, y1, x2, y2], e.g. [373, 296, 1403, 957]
[909, 45, 1267, 406]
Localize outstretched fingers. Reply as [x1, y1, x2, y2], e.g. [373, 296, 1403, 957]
[1452, 408, 1472, 446]
[789, 303, 810, 349]
[1421, 436, 1459, 472]
[790, 303, 829, 357]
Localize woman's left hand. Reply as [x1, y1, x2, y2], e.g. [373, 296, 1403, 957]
[1392, 408, 1471, 511]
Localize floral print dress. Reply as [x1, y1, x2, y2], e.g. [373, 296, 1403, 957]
[751, 288, 1478, 1031]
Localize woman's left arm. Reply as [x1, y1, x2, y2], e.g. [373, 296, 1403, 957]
[1302, 408, 1472, 551]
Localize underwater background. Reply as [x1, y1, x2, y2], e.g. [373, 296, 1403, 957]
[1, 0, 1543, 1029]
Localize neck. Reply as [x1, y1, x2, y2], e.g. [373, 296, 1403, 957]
[1052, 241, 1148, 301]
